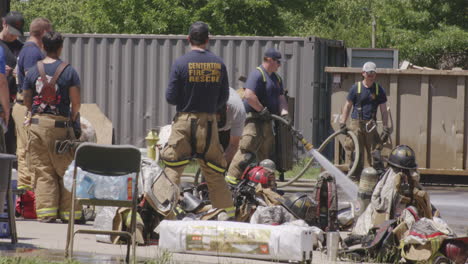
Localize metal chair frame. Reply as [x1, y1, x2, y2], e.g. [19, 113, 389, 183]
[0, 153, 18, 244]
[64, 143, 141, 264]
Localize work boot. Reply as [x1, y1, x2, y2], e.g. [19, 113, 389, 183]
[39, 216, 57, 223]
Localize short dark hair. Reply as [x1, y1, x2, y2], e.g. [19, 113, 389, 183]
[188, 21, 209, 45]
[42, 31, 63, 53]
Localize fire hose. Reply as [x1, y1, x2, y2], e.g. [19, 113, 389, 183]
[192, 115, 360, 186]
[270, 114, 360, 188]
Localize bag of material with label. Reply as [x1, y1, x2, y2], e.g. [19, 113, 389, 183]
[159, 220, 314, 262]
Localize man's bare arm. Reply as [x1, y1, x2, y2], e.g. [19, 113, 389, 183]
[244, 88, 264, 112]
[0, 73, 10, 125]
[380, 103, 389, 128]
[69, 85, 81, 121]
[339, 100, 353, 124]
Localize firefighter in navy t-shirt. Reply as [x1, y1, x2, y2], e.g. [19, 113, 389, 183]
[13, 18, 52, 218]
[159, 22, 235, 220]
[22, 31, 82, 223]
[225, 48, 289, 185]
[339, 61, 390, 181]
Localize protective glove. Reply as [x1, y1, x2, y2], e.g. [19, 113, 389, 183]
[72, 112, 82, 140]
[380, 126, 391, 143]
[258, 107, 271, 121]
[339, 123, 348, 135]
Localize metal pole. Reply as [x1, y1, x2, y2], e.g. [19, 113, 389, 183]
[371, 14, 376, 48]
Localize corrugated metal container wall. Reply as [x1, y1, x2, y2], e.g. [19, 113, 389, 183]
[326, 67, 468, 176]
[60, 34, 345, 147]
[346, 48, 399, 68]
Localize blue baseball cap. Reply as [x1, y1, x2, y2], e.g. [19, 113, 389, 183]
[264, 48, 285, 63]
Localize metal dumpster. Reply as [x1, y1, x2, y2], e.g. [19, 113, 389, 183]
[326, 67, 468, 179]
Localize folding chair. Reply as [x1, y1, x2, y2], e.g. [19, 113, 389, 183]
[0, 153, 18, 244]
[65, 143, 141, 264]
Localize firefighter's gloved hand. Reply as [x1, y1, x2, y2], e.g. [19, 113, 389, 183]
[72, 113, 82, 139]
[280, 114, 291, 124]
[339, 123, 348, 135]
[258, 107, 271, 121]
[380, 126, 391, 143]
[225, 175, 240, 186]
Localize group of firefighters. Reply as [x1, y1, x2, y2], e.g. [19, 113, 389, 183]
[1, 13, 466, 263]
[0, 13, 413, 224]
[0, 12, 82, 223]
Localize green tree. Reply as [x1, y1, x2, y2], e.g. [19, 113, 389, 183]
[289, 0, 468, 69]
[11, 0, 468, 68]
[11, 0, 87, 33]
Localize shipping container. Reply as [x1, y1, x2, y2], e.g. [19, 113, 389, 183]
[326, 67, 468, 177]
[59, 34, 345, 147]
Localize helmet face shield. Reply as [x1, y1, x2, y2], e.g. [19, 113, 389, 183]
[259, 159, 276, 172]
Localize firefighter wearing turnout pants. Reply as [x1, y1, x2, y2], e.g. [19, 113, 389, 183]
[161, 21, 235, 219]
[22, 31, 82, 223]
[339, 61, 390, 181]
[225, 48, 289, 185]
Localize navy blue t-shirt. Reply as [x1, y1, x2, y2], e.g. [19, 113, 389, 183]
[166, 49, 229, 113]
[22, 60, 81, 117]
[243, 65, 284, 115]
[17, 42, 45, 90]
[347, 81, 387, 120]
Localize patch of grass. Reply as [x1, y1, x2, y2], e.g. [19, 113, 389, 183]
[284, 157, 321, 180]
[177, 157, 321, 181]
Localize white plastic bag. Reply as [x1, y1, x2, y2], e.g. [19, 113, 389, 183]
[63, 161, 140, 200]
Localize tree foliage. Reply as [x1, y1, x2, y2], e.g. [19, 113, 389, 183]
[11, 0, 468, 69]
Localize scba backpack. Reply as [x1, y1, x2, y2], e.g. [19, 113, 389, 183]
[313, 171, 338, 231]
[35, 61, 68, 114]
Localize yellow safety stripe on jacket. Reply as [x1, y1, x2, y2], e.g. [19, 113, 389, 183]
[162, 159, 190, 167]
[225, 206, 236, 218]
[225, 175, 240, 185]
[206, 161, 226, 174]
[357, 82, 379, 95]
[17, 185, 32, 190]
[256, 67, 282, 83]
[124, 211, 143, 227]
[174, 205, 185, 215]
[37, 207, 58, 217]
[60, 210, 83, 220]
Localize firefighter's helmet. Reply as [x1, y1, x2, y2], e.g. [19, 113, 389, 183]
[242, 166, 275, 188]
[281, 192, 317, 225]
[259, 159, 276, 172]
[387, 145, 418, 170]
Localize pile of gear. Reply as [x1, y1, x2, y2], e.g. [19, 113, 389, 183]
[87, 144, 468, 264]
[340, 145, 468, 264]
